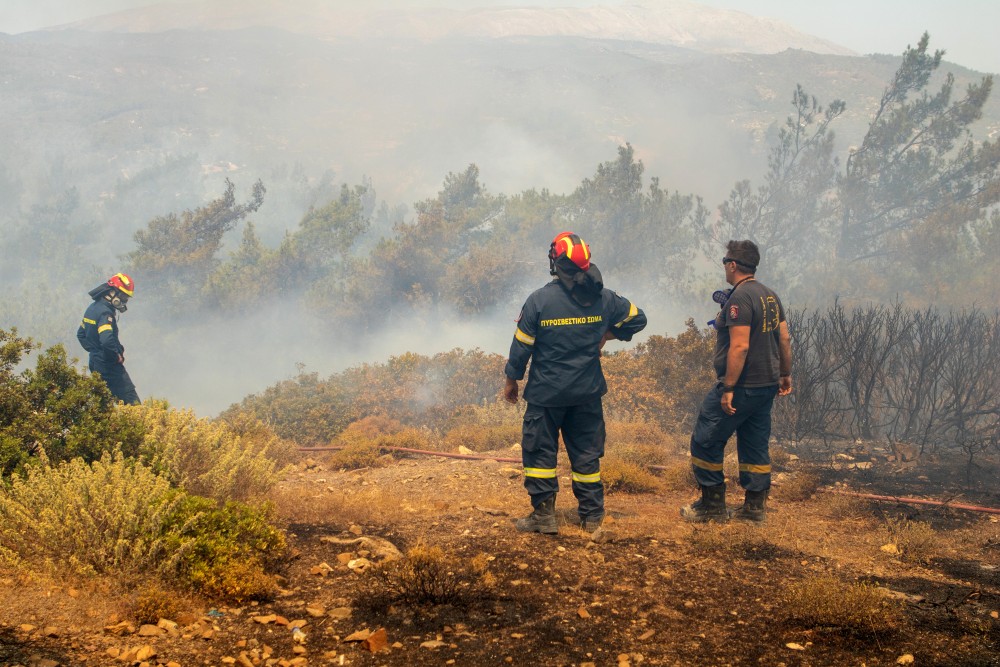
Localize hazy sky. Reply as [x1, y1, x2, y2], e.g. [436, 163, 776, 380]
[0, 0, 998, 74]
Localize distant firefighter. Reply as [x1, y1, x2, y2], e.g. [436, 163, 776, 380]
[503, 232, 647, 535]
[681, 240, 792, 523]
[77, 273, 140, 405]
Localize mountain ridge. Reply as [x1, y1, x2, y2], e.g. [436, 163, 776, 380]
[51, 0, 856, 58]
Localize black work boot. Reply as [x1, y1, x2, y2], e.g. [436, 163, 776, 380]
[516, 495, 558, 534]
[579, 513, 604, 533]
[730, 489, 768, 522]
[680, 484, 728, 523]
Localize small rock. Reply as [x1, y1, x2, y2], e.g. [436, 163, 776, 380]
[237, 652, 254, 667]
[175, 612, 200, 626]
[305, 606, 326, 618]
[343, 628, 371, 642]
[137, 624, 163, 637]
[897, 655, 915, 665]
[363, 627, 389, 653]
[252, 614, 277, 625]
[881, 543, 900, 555]
[786, 643, 806, 651]
[19, 624, 35, 633]
[135, 645, 156, 661]
[328, 607, 353, 620]
[638, 629, 655, 641]
[421, 640, 447, 649]
[348, 557, 372, 573]
[578, 607, 591, 619]
[348, 524, 364, 536]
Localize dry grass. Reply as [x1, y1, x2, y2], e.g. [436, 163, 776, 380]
[443, 423, 521, 452]
[603, 455, 663, 494]
[126, 581, 189, 624]
[881, 517, 938, 563]
[773, 471, 821, 502]
[816, 489, 868, 520]
[783, 575, 903, 634]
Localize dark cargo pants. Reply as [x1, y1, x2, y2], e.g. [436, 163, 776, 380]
[689, 383, 777, 493]
[520, 398, 606, 521]
[91, 361, 141, 406]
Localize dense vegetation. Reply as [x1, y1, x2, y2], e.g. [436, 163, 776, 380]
[0, 329, 292, 602]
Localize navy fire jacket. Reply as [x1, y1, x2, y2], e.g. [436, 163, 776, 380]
[505, 279, 647, 407]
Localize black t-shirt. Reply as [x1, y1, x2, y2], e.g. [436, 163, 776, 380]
[712, 279, 785, 387]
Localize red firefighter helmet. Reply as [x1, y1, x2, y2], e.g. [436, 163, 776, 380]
[107, 273, 135, 297]
[548, 232, 591, 271]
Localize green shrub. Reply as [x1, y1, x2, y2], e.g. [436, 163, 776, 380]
[0, 452, 286, 602]
[130, 401, 289, 502]
[0, 329, 145, 477]
[0, 452, 184, 576]
[159, 495, 286, 602]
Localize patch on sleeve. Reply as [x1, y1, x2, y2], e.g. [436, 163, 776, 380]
[729, 305, 739, 319]
[107, 316, 114, 323]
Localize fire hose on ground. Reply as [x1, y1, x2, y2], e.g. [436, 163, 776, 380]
[297, 445, 1000, 516]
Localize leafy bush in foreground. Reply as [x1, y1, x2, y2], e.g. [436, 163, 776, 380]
[0, 328, 144, 477]
[0, 453, 286, 601]
[130, 401, 293, 502]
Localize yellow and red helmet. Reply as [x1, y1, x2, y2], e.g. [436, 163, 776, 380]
[107, 273, 135, 297]
[549, 232, 591, 271]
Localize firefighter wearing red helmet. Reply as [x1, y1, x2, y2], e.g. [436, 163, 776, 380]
[76, 273, 140, 405]
[503, 232, 647, 535]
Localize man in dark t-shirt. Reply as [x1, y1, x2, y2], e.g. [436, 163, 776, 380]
[681, 240, 792, 523]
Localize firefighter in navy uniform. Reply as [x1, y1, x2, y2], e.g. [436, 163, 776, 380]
[77, 273, 141, 405]
[503, 232, 647, 535]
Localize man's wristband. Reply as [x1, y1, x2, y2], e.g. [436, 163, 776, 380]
[721, 384, 736, 393]
[780, 373, 791, 378]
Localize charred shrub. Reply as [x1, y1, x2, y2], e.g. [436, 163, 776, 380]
[355, 542, 496, 613]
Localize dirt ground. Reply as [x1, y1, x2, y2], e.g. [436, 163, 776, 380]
[1, 450, 999, 667]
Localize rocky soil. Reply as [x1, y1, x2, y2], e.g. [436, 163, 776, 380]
[1, 452, 999, 666]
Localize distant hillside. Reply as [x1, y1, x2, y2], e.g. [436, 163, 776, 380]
[58, 0, 856, 58]
[1, 23, 994, 242]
